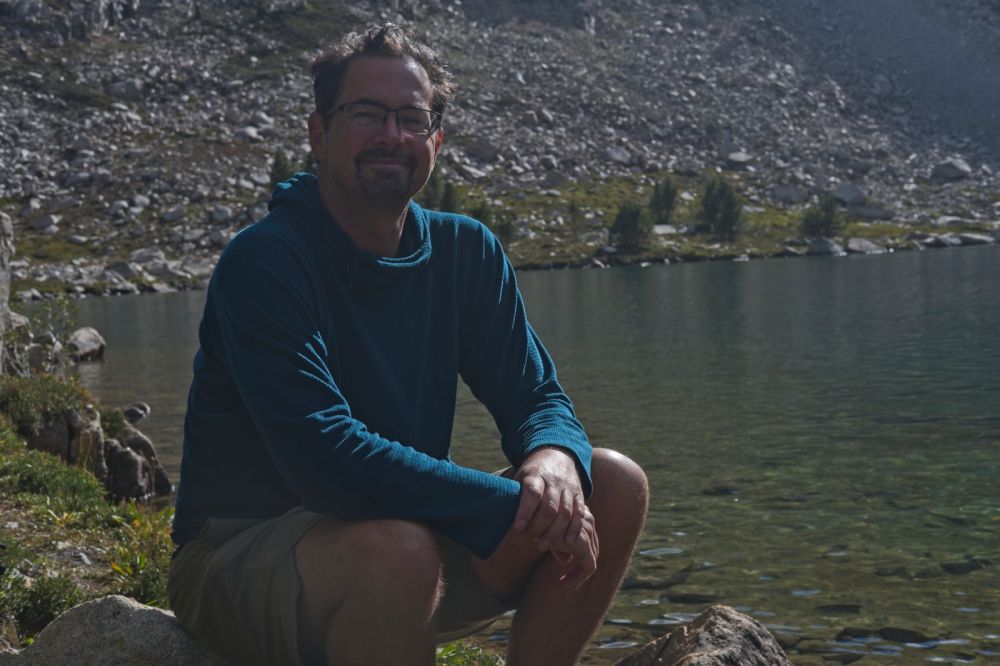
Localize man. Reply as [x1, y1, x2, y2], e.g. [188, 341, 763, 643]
[169, 23, 648, 666]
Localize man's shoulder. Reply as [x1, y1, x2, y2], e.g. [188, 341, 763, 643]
[417, 205, 500, 253]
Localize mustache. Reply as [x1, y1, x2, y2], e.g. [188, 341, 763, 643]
[354, 148, 417, 168]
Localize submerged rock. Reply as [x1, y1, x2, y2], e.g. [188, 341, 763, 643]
[614, 605, 791, 666]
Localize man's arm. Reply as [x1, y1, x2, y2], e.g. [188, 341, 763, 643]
[456, 222, 595, 578]
[203, 227, 521, 558]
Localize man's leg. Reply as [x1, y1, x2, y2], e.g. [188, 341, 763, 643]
[295, 518, 444, 666]
[472, 448, 649, 665]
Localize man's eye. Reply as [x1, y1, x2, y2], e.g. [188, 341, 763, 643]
[351, 111, 382, 124]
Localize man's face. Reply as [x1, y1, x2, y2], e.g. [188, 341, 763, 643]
[311, 55, 443, 205]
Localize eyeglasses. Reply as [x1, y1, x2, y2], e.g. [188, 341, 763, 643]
[325, 102, 442, 136]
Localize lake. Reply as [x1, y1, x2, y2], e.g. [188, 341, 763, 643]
[74, 246, 1000, 664]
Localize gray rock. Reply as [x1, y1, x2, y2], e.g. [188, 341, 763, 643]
[236, 126, 261, 141]
[539, 155, 559, 170]
[725, 151, 753, 169]
[66, 326, 107, 361]
[105, 438, 152, 499]
[161, 205, 186, 223]
[832, 182, 867, 206]
[130, 247, 167, 264]
[957, 232, 995, 246]
[122, 401, 151, 423]
[614, 605, 791, 666]
[64, 171, 92, 188]
[770, 184, 809, 205]
[923, 233, 963, 248]
[456, 164, 487, 180]
[30, 214, 61, 231]
[104, 261, 142, 280]
[606, 146, 632, 165]
[210, 206, 232, 223]
[931, 158, 972, 182]
[119, 422, 172, 496]
[846, 237, 887, 254]
[0, 595, 229, 665]
[108, 78, 144, 101]
[806, 238, 845, 255]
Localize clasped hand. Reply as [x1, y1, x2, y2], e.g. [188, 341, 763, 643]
[513, 447, 599, 589]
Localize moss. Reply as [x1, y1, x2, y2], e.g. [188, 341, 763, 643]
[13, 234, 91, 264]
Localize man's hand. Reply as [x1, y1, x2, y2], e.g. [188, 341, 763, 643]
[513, 447, 598, 588]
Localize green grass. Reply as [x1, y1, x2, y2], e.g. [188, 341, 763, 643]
[0, 375, 92, 440]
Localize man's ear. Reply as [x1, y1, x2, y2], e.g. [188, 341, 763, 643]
[432, 127, 444, 156]
[307, 112, 326, 163]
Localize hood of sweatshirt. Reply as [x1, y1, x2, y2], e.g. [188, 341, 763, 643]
[267, 173, 433, 287]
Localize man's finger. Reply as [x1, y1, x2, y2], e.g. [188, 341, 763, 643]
[514, 474, 545, 531]
[537, 488, 573, 550]
[525, 484, 564, 539]
[565, 493, 587, 544]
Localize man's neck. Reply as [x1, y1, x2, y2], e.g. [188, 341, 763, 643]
[319, 182, 409, 258]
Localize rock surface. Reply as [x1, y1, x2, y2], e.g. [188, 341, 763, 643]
[614, 605, 792, 666]
[24, 407, 171, 499]
[66, 326, 107, 361]
[0, 211, 12, 371]
[2, 0, 1000, 294]
[0, 595, 229, 666]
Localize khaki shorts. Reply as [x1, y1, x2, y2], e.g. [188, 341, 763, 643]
[167, 507, 510, 666]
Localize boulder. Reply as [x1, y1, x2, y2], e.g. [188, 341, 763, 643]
[0, 595, 229, 666]
[930, 158, 972, 182]
[846, 237, 886, 254]
[769, 184, 808, 205]
[614, 605, 791, 666]
[806, 238, 845, 255]
[119, 422, 172, 495]
[957, 232, 995, 246]
[105, 438, 153, 499]
[66, 326, 107, 361]
[831, 182, 867, 206]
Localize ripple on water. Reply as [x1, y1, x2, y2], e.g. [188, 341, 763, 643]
[639, 546, 684, 556]
[597, 641, 639, 650]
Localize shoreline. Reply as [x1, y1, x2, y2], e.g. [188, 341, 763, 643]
[11, 228, 999, 303]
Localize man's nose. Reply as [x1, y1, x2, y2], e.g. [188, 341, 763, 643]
[373, 111, 406, 143]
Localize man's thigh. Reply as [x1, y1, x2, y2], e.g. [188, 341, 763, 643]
[168, 506, 326, 666]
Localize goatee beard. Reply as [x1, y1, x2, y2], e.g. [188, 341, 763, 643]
[355, 148, 416, 201]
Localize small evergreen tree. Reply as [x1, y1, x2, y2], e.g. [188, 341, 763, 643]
[610, 202, 653, 251]
[701, 176, 743, 242]
[800, 195, 841, 238]
[269, 150, 294, 189]
[648, 177, 678, 225]
[439, 181, 461, 213]
[470, 199, 493, 227]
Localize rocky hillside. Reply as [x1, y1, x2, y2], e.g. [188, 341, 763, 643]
[2, 0, 999, 299]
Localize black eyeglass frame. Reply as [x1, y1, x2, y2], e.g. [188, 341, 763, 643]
[323, 102, 443, 135]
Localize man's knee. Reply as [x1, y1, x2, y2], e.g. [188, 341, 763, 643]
[590, 448, 649, 517]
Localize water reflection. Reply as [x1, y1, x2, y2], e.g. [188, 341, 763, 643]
[72, 246, 1000, 664]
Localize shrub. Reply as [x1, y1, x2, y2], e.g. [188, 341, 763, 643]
[471, 200, 514, 249]
[109, 503, 174, 607]
[439, 181, 462, 213]
[0, 375, 91, 439]
[701, 176, 743, 241]
[3, 296, 78, 377]
[801, 195, 841, 238]
[0, 448, 109, 519]
[436, 642, 504, 665]
[648, 177, 678, 224]
[610, 202, 653, 251]
[0, 572, 86, 638]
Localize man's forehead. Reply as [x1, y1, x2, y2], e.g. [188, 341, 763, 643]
[338, 55, 433, 103]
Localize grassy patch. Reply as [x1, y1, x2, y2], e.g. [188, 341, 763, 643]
[436, 642, 505, 665]
[0, 375, 92, 440]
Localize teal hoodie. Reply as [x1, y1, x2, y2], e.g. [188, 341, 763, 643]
[172, 174, 592, 558]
